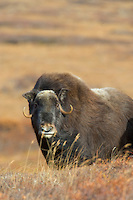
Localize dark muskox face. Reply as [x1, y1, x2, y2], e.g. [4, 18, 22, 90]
[23, 89, 73, 139]
[32, 90, 60, 138]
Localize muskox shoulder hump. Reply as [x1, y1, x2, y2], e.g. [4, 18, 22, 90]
[91, 87, 112, 101]
[34, 72, 89, 98]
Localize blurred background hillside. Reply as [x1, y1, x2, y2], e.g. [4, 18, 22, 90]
[0, 0, 133, 168]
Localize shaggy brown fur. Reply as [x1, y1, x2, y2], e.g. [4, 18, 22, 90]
[23, 73, 133, 165]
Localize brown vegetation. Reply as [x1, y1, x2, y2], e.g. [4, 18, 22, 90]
[0, 158, 133, 200]
[0, 0, 133, 199]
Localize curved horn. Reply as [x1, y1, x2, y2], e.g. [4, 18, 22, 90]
[59, 104, 73, 115]
[23, 107, 32, 118]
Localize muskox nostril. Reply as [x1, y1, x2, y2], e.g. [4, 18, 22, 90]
[41, 124, 53, 132]
[43, 126, 52, 132]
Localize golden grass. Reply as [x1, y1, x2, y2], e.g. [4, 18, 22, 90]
[0, 152, 133, 200]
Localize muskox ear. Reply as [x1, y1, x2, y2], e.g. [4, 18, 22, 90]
[22, 89, 38, 102]
[58, 88, 69, 103]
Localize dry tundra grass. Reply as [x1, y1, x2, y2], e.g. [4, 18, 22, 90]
[0, 0, 133, 199]
[0, 156, 133, 200]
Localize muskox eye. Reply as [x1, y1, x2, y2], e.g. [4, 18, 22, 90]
[56, 103, 59, 109]
[34, 103, 38, 109]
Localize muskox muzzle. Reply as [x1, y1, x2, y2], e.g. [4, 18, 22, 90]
[39, 123, 57, 138]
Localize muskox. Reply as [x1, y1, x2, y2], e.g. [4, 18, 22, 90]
[23, 73, 133, 166]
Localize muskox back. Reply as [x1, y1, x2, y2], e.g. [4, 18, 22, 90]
[23, 73, 133, 165]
